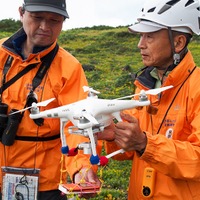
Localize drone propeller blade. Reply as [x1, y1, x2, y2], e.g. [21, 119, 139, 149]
[36, 98, 55, 107]
[83, 86, 90, 92]
[9, 107, 32, 115]
[9, 98, 55, 115]
[83, 86, 100, 94]
[145, 85, 173, 95]
[116, 85, 173, 100]
[116, 94, 136, 100]
[82, 112, 99, 125]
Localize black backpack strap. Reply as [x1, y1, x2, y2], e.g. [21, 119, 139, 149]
[32, 43, 59, 91]
[1, 63, 37, 93]
[3, 56, 14, 76]
[26, 43, 59, 126]
[15, 133, 60, 141]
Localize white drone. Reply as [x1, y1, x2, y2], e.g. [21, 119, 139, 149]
[11, 85, 173, 166]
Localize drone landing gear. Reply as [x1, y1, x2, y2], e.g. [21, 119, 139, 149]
[78, 142, 93, 154]
[68, 126, 101, 154]
[67, 125, 126, 166]
[99, 149, 125, 166]
[67, 126, 101, 165]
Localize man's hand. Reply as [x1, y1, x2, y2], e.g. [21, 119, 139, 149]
[74, 167, 101, 199]
[114, 112, 147, 152]
[97, 121, 116, 141]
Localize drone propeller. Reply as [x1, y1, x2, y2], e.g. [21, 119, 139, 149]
[83, 86, 100, 95]
[36, 98, 55, 107]
[143, 85, 173, 95]
[116, 85, 173, 100]
[9, 98, 55, 115]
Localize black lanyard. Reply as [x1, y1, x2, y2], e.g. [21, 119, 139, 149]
[0, 59, 36, 102]
[156, 66, 196, 134]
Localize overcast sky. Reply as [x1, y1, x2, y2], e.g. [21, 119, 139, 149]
[0, 0, 146, 30]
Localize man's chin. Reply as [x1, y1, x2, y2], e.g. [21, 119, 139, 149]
[142, 61, 152, 67]
[34, 41, 52, 48]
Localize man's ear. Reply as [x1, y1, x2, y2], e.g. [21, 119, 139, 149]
[174, 35, 187, 53]
[18, 6, 25, 21]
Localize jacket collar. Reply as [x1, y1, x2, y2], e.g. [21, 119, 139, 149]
[134, 51, 196, 90]
[2, 28, 57, 62]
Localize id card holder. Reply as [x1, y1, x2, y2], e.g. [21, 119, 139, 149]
[1, 166, 40, 200]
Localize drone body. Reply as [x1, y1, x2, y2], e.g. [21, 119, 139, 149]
[13, 85, 173, 165]
[30, 98, 150, 126]
[29, 94, 150, 164]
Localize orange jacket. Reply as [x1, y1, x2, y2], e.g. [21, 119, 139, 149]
[0, 30, 100, 191]
[105, 51, 200, 200]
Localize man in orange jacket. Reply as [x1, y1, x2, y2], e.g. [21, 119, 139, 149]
[98, 0, 200, 199]
[0, 0, 101, 199]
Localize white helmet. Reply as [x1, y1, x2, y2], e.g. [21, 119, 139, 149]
[129, 0, 200, 35]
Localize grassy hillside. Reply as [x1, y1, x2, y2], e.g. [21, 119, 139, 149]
[59, 26, 141, 99]
[1, 26, 200, 200]
[59, 26, 200, 99]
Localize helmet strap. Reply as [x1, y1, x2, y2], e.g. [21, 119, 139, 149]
[168, 27, 188, 66]
[168, 27, 179, 65]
